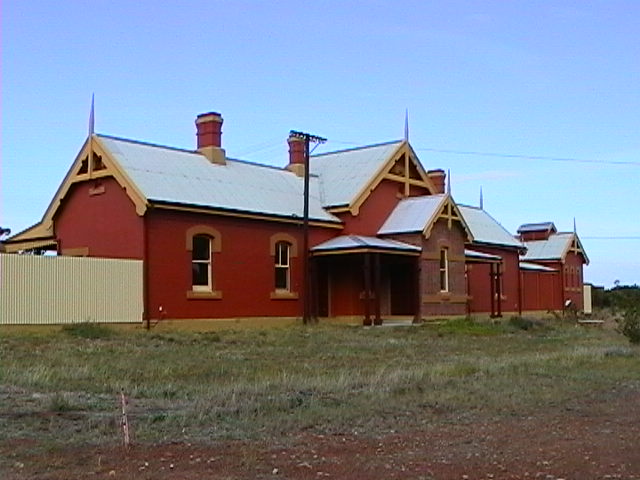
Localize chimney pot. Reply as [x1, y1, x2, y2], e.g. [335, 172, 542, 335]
[196, 112, 223, 149]
[195, 112, 226, 164]
[286, 134, 306, 176]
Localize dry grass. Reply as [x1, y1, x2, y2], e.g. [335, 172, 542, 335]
[0, 318, 638, 452]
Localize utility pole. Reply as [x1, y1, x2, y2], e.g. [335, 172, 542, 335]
[289, 130, 326, 325]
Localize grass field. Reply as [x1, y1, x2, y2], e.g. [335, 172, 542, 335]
[1, 317, 639, 474]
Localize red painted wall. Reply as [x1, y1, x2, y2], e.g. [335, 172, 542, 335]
[337, 180, 403, 235]
[54, 177, 144, 259]
[521, 254, 584, 312]
[337, 180, 430, 237]
[521, 270, 561, 311]
[145, 209, 336, 319]
[325, 255, 363, 316]
[562, 252, 585, 310]
[466, 246, 521, 314]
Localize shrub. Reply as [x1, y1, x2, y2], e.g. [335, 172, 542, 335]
[62, 322, 113, 339]
[508, 316, 535, 331]
[617, 307, 640, 344]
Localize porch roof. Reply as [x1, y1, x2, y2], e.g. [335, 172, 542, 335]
[311, 235, 421, 256]
[464, 248, 502, 263]
[519, 261, 558, 272]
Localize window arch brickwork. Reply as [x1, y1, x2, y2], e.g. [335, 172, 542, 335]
[185, 225, 222, 252]
[269, 233, 298, 258]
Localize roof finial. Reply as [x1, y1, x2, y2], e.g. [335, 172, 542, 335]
[446, 169, 451, 195]
[479, 186, 484, 209]
[404, 109, 409, 141]
[573, 217, 577, 234]
[88, 93, 95, 136]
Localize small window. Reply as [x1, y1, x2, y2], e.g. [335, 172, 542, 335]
[439, 248, 449, 292]
[192, 235, 212, 291]
[275, 241, 290, 291]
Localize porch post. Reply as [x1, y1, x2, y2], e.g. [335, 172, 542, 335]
[413, 255, 422, 324]
[363, 253, 372, 326]
[496, 262, 503, 318]
[489, 263, 496, 318]
[373, 253, 382, 325]
[310, 256, 319, 322]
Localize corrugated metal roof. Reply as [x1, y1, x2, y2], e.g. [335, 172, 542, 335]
[99, 135, 340, 224]
[311, 235, 421, 253]
[458, 205, 524, 249]
[465, 249, 502, 261]
[377, 195, 447, 234]
[519, 261, 557, 272]
[521, 233, 574, 261]
[517, 222, 556, 233]
[309, 141, 402, 208]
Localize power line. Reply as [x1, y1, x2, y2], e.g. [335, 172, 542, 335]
[323, 139, 640, 167]
[582, 236, 640, 240]
[415, 147, 640, 167]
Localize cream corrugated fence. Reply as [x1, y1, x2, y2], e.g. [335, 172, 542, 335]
[0, 254, 143, 325]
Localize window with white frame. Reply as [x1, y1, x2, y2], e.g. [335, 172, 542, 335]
[192, 235, 212, 291]
[274, 241, 291, 291]
[439, 248, 449, 292]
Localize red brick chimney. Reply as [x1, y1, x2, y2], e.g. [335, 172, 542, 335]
[286, 134, 306, 176]
[427, 169, 446, 194]
[195, 112, 226, 165]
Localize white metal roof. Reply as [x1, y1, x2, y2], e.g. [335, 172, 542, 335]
[519, 261, 557, 272]
[99, 135, 340, 224]
[311, 235, 421, 253]
[458, 205, 524, 249]
[521, 233, 574, 261]
[309, 141, 402, 208]
[465, 249, 502, 261]
[377, 194, 447, 234]
[517, 222, 557, 233]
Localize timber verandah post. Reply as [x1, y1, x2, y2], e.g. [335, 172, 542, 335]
[489, 262, 503, 319]
[489, 263, 496, 318]
[496, 262, 503, 318]
[363, 253, 372, 326]
[363, 252, 383, 326]
[373, 253, 382, 325]
[413, 255, 422, 324]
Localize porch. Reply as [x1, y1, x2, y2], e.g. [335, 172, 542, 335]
[311, 235, 421, 325]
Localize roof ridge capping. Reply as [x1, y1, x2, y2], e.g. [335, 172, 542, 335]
[311, 139, 403, 158]
[97, 133, 198, 154]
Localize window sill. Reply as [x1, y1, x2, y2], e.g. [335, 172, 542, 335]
[270, 291, 299, 300]
[186, 290, 222, 300]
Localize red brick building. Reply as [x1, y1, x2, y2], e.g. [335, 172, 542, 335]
[4, 111, 589, 323]
[518, 222, 589, 312]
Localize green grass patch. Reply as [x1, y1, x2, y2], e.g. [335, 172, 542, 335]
[0, 319, 638, 448]
[61, 322, 114, 339]
[430, 317, 503, 336]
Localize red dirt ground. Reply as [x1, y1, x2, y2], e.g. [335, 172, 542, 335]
[3, 387, 639, 480]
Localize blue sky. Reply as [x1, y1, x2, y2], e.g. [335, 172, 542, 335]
[2, 0, 639, 287]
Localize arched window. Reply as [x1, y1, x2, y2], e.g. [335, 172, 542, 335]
[185, 226, 222, 298]
[275, 241, 291, 291]
[192, 234, 212, 291]
[269, 233, 298, 299]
